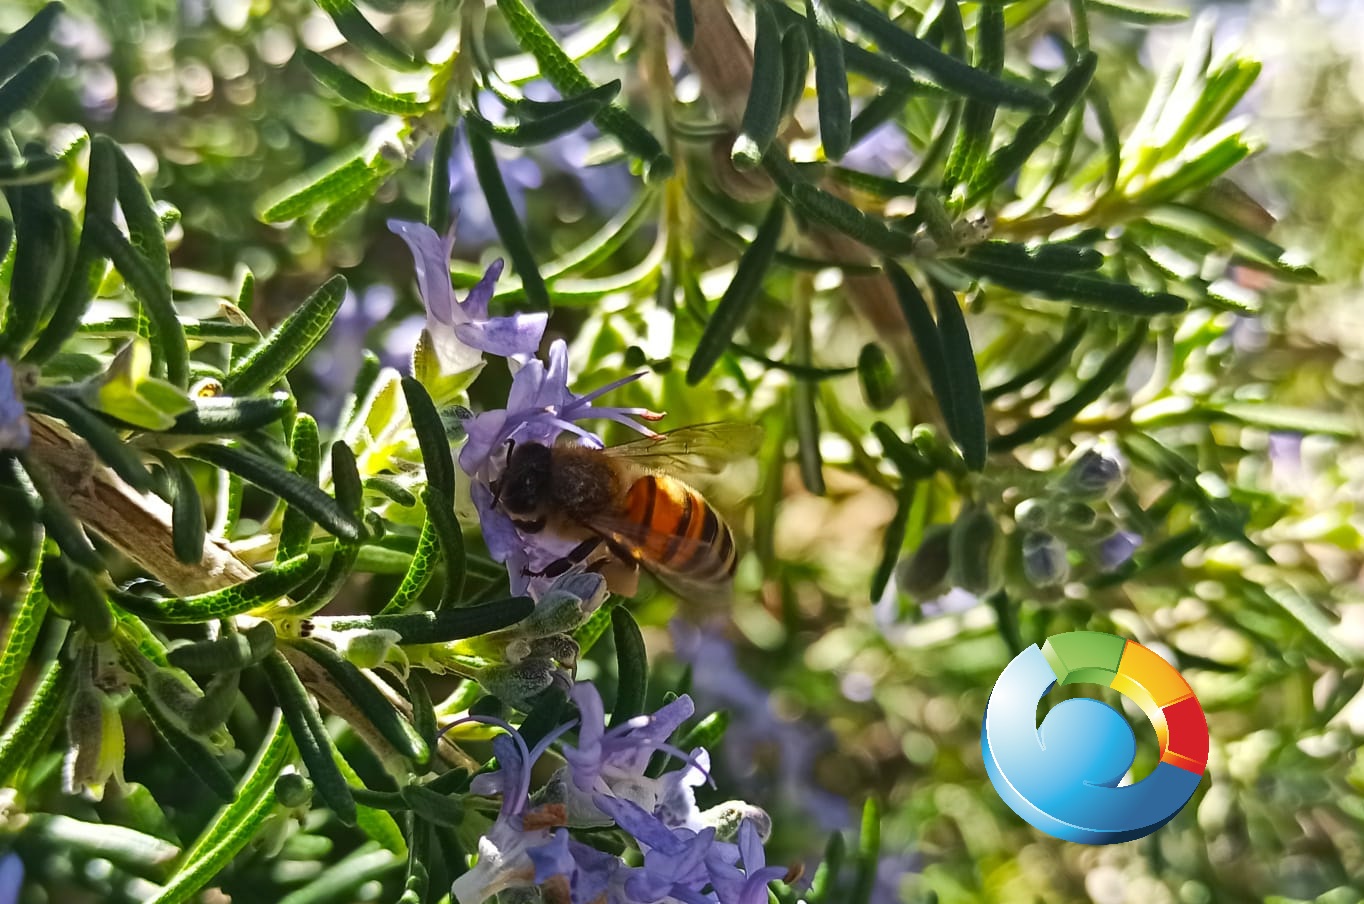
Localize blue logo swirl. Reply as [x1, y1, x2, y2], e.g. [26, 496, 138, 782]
[981, 632, 1208, 845]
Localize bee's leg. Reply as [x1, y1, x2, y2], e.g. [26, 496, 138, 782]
[525, 536, 603, 579]
[591, 555, 640, 596]
[513, 517, 546, 533]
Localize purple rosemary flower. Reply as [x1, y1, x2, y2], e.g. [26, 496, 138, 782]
[706, 819, 788, 904]
[1098, 530, 1141, 570]
[0, 852, 22, 904]
[1021, 531, 1069, 587]
[447, 121, 544, 247]
[655, 746, 711, 830]
[671, 623, 852, 832]
[557, 680, 700, 823]
[0, 359, 29, 451]
[458, 339, 662, 596]
[841, 120, 914, 178]
[450, 717, 576, 904]
[1056, 445, 1126, 500]
[593, 794, 722, 904]
[527, 828, 626, 904]
[387, 218, 547, 376]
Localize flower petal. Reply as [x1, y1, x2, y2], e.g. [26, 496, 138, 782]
[737, 819, 765, 872]
[453, 312, 547, 360]
[592, 794, 676, 851]
[0, 359, 30, 452]
[458, 258, 505, 321]
[527, 828, 575, 882]
[460, 411, 512, 478]
[387, 219, 457, 325]
[564, 683, 607, 790]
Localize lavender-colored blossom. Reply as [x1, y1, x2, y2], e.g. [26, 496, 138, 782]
[671, 622, 852, 832]
[920, 587, 981, 618]
[594, 795, 722, 904]
[0, 852, 22, 904]
[459, 339, 660, 477]
[655, 747, 711, 830]
[1268, 430, 1305, 484]
[0, 359, 29, 451]
[527, 828, 625, 904]
[1057, 445, 1126, 500]
[535, 124, 637, 214]
[387, 218, 547, 375]
[450, 718, 576, 904]
[1098, 530, 1141, 570]
[459, 339, 661, 596]
[447, 122, 543, 247]
[840, 120, 914, 178]
[557, 681, 699, 822]
[707, 819, 788, 904]
[1022, 531, 1069, 587]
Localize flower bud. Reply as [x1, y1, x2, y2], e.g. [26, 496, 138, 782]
[895, 524, 952, 597]
[478, 660, 560, 709]
[698, 802, 772, 842]
[518, 573, 609, 638]
[623, 345, 647, 369]
[147, 667, 204, 729]
[335, 628, 402, 670]
[64, 685, 125, 801]
[528, 635, 580, 670]
[857, 343, 897, 411]
[910, 424, 939, 458]
[1013, 498, 1049, 531]
[1057, 446, 1125, 500]
[1058, 501, 1098, 530]
[275, 772, 314, 808]
[948, 505, 998, 594]
[1022, 532, 1069, 587]
[188, 671, 240, 735]
[1098, 530, 1141, 570]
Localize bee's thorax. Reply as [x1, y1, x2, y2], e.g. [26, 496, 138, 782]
[550, 450, 620, 520]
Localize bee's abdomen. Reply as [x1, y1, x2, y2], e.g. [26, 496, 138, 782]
[622, 475, 738, 579]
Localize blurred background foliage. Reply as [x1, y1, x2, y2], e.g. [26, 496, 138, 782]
[0, 0, 1362, 902]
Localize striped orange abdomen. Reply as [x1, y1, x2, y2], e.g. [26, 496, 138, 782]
[620, 474, 737, 580]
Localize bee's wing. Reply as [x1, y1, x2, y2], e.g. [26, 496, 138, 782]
[581, 512, 735, 609]
[602, 423, 763, 475]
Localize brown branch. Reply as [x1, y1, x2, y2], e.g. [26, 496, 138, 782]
[27, 414, 257, 596]
[30, 414, 481, 772]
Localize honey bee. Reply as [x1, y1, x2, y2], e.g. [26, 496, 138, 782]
[489, 423, 761, 604]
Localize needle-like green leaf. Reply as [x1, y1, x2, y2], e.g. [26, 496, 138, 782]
[110, 554, 320, 623]
[608, 607, 648, 727]
[495, 0, 671, 180]
[223, 275, 347, 396]
[687, 201, 785, 384]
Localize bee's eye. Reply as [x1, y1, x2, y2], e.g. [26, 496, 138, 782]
[500, 470, 543, 514]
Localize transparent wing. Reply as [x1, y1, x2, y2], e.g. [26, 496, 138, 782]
[602, 423, 763, 475]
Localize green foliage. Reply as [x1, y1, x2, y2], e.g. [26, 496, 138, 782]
[0, 1, 1359, 903]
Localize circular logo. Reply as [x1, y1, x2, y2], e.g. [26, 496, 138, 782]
[981, 631, 1208, 844]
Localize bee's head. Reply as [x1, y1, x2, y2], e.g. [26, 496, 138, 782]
[493, 441, 553, 516]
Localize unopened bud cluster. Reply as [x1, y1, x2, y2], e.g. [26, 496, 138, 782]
[895, 443, 1141, 602]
